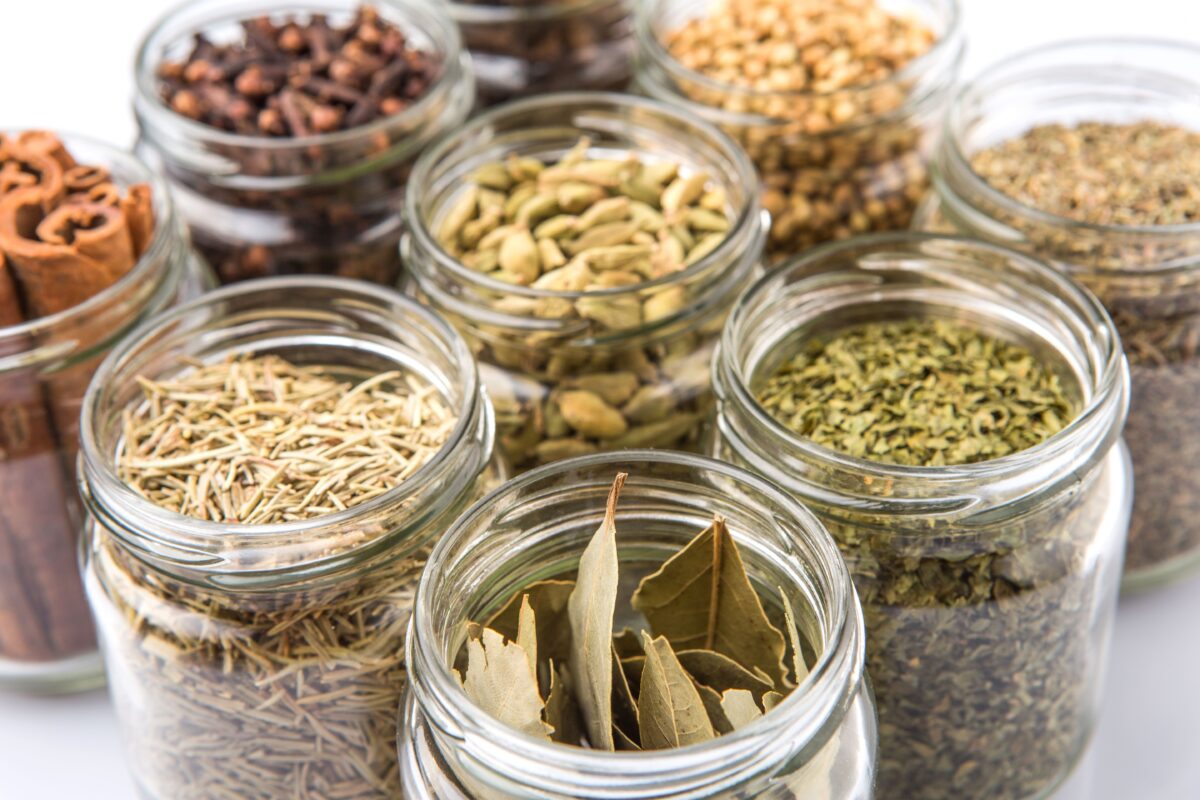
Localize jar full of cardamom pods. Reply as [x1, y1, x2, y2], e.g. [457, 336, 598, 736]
[916, 39, 1200, 590]
[403, 92, 766, 473]
[400, 450, 877, 799]
[635, 0, 963, 258]
[79, 277, 498, 799]
[713, 233, 1131, 800]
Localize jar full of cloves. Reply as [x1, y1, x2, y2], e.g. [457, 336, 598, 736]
[635, 0, 963, 259]
[79, 277, 498, 799]
[918, 39, 1200, 590]
[400, 450, 877, 799]
[134, 0, 474, 285]
[449, 0, 635, 107]
[403, 92, 766, 473]
[713, 234, 1131, 800]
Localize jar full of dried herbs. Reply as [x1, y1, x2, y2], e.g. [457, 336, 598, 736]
[400, 450, 876, 798]
[917, 39, 1200, 590]
[403, 92, 766, 473]
[635, 0, 963, 259]
[78, 278, 498, 800]
[713, 234, 1131, 800]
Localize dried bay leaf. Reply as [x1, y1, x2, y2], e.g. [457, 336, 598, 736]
[462, 629, 552, 740]
[695, 682, 734, 735]
[613, 627, 643, 659]
[763, 691, 785, 712]
[637, 632, 716, 750]
[545, 662, 584, 746]
[719, 689, 764, 731]
[622, 654, 646, 697]
[631, 516, 789, 686]
[486, 579, 575, 665]
[567, 473, 626, 750]
[611, 644, 641, 747]
[517, 595, 538, 682]
[676, 650, 775, 700]
[614, 726, 643, 751]
[780, 588, 810, 687]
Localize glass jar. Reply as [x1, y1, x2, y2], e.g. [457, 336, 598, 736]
[0, 133, 210, 693]
[400, 449, 877, 799]
[918, 39, 1200, 590]
[450, 0, 634, 107]
[634, 0, 964, 259]
[712, 234, 1131, 800]
[134, 0, 474, 285]
[403, 92, 766, 473]
[79, 277, 497, 799]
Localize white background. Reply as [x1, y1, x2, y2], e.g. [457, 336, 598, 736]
[3, 1, 1200, 797]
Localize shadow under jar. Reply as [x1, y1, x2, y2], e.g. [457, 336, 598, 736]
[400, 450, 877, 799]
[403, 92, 766, 473]
[79, 278, 497, 799]
[0, 134, 210, 693]
[917, 39, 1200, 591]
[712, 234, 1131, 800]
[634, 0, 963, 259]
[134, 0, 474, 286]
[449, 0, 635, 107]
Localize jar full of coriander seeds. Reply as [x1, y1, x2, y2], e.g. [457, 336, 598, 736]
[400, 450, 877, 799]
[635, 0, 963, 258]
[134, 0, 474, 285]
[713, 234, 1131, 800]
[79, 278, 498, 799]
[917, 39, 1200, 590]
[403, 92, 766, 473]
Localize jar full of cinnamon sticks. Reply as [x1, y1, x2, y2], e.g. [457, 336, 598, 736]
[0, 131, 211, 692]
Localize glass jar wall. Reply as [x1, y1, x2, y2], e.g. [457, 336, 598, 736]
[79, 278, 497, 799]
[918, 39, 1200, 590]
[635, 0, 963, 259]
[713, 234, 1131, 800]
[134, 0, 474, 285]
[0, 133, 210, 693]
[400, 450, 877, 799]
[403, 92, 766, 473]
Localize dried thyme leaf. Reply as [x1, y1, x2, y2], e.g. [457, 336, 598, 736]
[566, 473, 626, 750]
[631, 516, 789, 686]
[719, 689, 764, 731]
[462, 628, 552, 741]
[637, 631, 716, 750]
[485, 579, 575, 665]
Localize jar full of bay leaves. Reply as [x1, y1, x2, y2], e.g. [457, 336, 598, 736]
[917, 39, 1200, 590]
[713, 234, 1131, 800]
[78, 277, 498, 799]
[403, 92, 766, 473]
[400, 450, 877, 799]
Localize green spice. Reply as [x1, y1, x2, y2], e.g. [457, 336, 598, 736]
[757, 318, 1074, 466]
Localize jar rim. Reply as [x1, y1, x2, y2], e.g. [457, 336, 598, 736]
[79, 275, 488, 552]
[717, 232, 1129, 495]
[133, 0, 468, 153]
[449, 0, 624, 25]
[408, 449, 866, 783]
[0, 131, 179, 349]
[633, 0, 963, 107]
[942, 37, 1200, 240]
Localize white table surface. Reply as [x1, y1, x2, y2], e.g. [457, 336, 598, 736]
[3, 1, 1200, 797]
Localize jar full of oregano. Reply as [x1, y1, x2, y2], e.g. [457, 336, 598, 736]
[400, 450, 877, 799]
[403, 92, 766, 473]
[712, 234, 1131, 800]
[78, 277, 499, 800]
[917, 39, 1200, 590]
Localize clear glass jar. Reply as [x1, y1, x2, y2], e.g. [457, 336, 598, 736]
[0, 133, 210, 693]
[134, 0, 474, 285]
[917, 39, 1200, 591]
[400, 449, 877, 799]
[712, 234, 1131, 800]
[450, 0, 634, 107]
[79, 277, 498, 799]
[403, 92, 766, 472]
[634, 0, 964, 259]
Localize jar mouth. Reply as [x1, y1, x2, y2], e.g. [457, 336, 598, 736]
[0, 131, 179, 351]
[449, 0, 622, 25]
[404, 91, 764, 340]
[79, 276, 488, 564]
[408, 450, 865, 789]
[634, 0, 963, 108]
[942, 37, 1200, 242]
[133, 0, 467, 154]
[717, 233, 1129, 506]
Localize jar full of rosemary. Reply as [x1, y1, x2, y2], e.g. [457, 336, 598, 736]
[713, 234, 1131, 800]
[918, 39, 1200, 590]
[79, 277, 498, 800]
